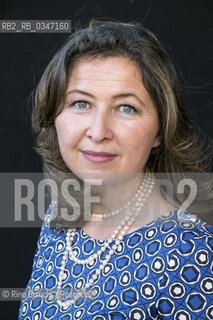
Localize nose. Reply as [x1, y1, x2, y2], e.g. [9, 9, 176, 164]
[86, 109, 113, 143]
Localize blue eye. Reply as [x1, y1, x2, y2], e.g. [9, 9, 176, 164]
[71, 100, 88, 109]
[120, 105, 137, 114]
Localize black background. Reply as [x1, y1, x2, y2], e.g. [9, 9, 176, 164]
[0, 0, 213, 318]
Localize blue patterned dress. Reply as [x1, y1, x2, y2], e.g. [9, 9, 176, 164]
[18, 204, 213, 319]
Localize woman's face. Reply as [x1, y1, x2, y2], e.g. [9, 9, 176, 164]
[55, 56, 160, 181]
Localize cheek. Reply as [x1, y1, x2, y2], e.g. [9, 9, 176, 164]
[120, 121, 158, 150]
[55, 115, 82, 148]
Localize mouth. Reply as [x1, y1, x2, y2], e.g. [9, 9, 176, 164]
[80, 150, 117, 163]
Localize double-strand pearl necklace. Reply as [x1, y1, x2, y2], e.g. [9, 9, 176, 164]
[57, 171, 155, 308]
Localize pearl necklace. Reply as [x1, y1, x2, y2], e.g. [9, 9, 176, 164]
[56, 171, 155, 308]
[91, 174, 151, 220]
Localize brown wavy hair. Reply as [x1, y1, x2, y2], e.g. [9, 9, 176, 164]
[32, 20, 213, 226]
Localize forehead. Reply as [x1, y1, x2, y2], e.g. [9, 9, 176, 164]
[67, 56, 143, 85]
[65, 56, 152, 101]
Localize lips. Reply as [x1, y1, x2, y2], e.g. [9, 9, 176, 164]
[81, 150, 117, 163]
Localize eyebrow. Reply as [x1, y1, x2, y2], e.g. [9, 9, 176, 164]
[66, 89, 146, 106]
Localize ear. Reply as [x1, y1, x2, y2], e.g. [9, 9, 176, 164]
[152, 135, 161, 148]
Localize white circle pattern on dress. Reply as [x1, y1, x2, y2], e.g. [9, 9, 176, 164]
[18, 205, 213, 320]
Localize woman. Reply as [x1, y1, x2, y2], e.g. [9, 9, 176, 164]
[19, 20, 213, 319]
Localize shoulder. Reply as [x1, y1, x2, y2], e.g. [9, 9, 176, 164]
[171, 210, 213, 251]
[156, 209, 213, 260]
[156, 209, 213, 238]
[159, 210, 213, 278]
[155, 210, 213, 318]
[36, 201, 66, 250]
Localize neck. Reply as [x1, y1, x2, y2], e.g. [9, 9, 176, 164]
[87, 172, 144, 216]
